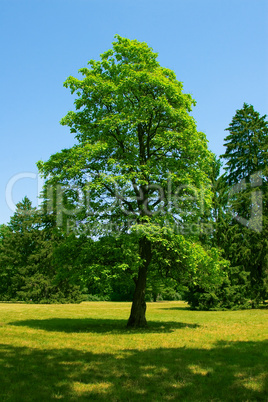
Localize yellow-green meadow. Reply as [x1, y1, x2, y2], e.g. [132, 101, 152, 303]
[0, 301, 267, 401]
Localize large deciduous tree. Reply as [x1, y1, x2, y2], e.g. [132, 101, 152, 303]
[38, 36, 216, 326]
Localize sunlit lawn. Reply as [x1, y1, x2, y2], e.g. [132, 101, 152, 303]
[0, 301, 267, 401]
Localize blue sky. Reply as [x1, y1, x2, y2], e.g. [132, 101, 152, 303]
[1, 0, 267, 224]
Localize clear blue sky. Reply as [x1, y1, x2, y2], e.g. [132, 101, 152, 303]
[1, 0, 267, 224]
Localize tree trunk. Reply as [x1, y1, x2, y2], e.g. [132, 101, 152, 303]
[127, 236, 152, 328]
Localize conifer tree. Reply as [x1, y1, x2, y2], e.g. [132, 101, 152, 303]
[220, 103, 268, 304]
[0, 197, 81, 303]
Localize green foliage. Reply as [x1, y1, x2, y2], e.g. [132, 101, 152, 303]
[132, 223, 228, 288]
[3, 49, 267, 313]
[220, 103, 268, 305]
[52, 233, 135, 300]
[186, 103, 268, 310]
[222, 103, 268, 185]
[81, 293, 110, 302]
[37, 36, 222, 325]
[38, 35, 215, 235]
[186, 265, 252, 311]
[0, 198, 82, 303]
[4, 66, 267, 314]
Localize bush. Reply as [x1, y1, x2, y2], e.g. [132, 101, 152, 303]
[81, 294, 110, 302]
[185, 265, 254, 310]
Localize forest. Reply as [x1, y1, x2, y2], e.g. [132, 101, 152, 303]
[0, 37, 267, 326]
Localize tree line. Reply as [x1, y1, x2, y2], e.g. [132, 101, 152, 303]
[0, 36, 267, 326]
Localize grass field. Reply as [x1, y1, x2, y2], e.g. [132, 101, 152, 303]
[0, 301, 267, 401]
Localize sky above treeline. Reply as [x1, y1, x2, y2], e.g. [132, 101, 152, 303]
[1, 0, 267, 224]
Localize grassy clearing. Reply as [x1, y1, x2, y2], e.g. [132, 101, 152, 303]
[0, 301, 267, 401]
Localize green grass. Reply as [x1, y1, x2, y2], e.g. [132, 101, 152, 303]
[0, 301, 267, 401]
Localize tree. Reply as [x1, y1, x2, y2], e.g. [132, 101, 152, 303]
[222, 103, 267, 185]
[0, 197, 41, 300]
[220, 103, 268, 304]
[0, 224, 13, 298]
[38, 35, 217, 326]
[54, 233, 138, 301]
[0, 197, 82, 303]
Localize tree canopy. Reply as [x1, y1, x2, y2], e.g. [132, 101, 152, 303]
[38, 35, 214, 231]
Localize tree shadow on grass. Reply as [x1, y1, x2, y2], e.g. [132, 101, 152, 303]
[0, 340, 267, 401]
[9, 318, 199, 334]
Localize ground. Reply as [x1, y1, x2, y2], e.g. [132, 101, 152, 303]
[0, 301, 267, 401]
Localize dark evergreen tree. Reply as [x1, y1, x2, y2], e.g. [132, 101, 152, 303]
[220, 103, 268, 305]
[222, 103, 267, 185]
[186, 104, 268, 310]
[0, 197, 82, 303]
